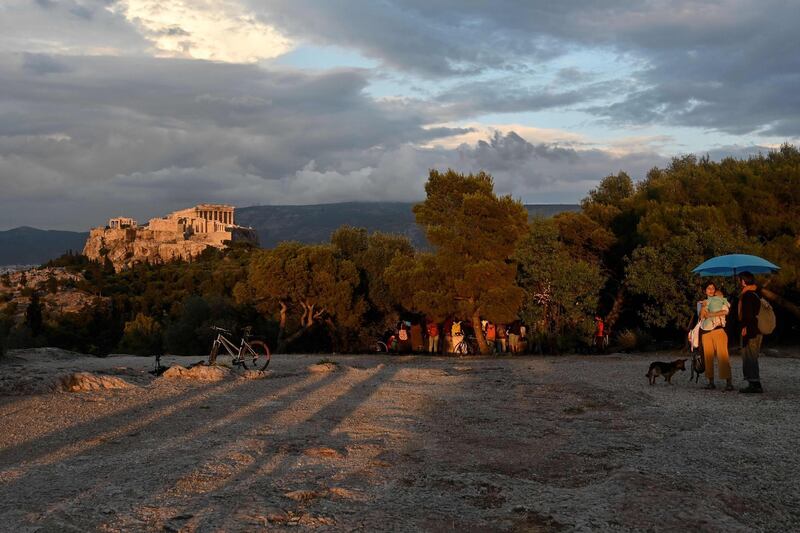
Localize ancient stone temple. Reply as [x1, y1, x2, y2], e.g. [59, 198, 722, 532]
[83, 204, 258, 270]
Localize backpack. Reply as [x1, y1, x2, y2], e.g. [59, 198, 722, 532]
[398, 328, 408, 341]
[757, 297, 776, 335]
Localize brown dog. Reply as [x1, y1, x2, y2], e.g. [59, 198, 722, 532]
[645, 359, 687, 385]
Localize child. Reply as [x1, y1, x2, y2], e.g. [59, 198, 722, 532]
[701, 287, 729, 331]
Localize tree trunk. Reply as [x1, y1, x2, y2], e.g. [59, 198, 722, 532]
[472, 313, 490, 355]
[605, 284, 626, 330]
[276, 302, 288, 353]
[281, 321, 315, 351]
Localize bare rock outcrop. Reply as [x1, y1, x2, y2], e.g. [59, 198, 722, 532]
[83, 204, 259, 271]
[57, 372, 134, 392]
[162, 364, 230, 381]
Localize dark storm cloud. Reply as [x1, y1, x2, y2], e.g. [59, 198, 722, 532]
[252, 1, 800, 136]
[0, 53, 473, 228]
[1, 0, 792, 230]
[431, 78, 621, 120]
[21, 53, 71, 75]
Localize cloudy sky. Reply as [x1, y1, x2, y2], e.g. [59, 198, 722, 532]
[1, 0, 798, 230]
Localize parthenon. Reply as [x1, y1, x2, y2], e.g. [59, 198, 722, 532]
[86, 204, 258, 271]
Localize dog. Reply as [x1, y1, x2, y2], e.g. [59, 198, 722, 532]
[689, 351, 704, 383]
[645, 359, 687, 385]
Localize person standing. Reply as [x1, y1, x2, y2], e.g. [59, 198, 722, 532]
[508, 320, 522, 354]
[593, 316, 605, 354]
[485, 321, 496, 352]
[426, 320, 440, 354]
[738, 271, 764, 393]
[699, 281, 733, 391]
[496, 323, 507, 353]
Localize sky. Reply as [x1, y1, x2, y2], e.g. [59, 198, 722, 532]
[0, 0, 798, 230]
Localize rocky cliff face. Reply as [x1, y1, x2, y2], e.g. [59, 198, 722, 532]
[82, 225, 257, 271]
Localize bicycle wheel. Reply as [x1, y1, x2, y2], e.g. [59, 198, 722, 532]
[375, 341, 388, 353]
[248, 340, 271, 371]
[208, 342, 219, 365]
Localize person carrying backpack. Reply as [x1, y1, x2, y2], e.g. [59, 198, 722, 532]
[738, 271, 768, 393]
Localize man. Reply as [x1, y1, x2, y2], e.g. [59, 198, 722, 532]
[738, 271, 764, 393]
[593, 316, 605, 354]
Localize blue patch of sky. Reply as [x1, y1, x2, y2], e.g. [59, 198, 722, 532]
[271, 43, 782, 157]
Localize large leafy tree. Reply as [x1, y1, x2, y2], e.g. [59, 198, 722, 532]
[236, 242, 365, 352]
[515, 218, 605, 343]
[331, 226, 415, 321]
[387, 169, 528, 354]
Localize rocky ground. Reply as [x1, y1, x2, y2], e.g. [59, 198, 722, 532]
[1, 348, 799, 532]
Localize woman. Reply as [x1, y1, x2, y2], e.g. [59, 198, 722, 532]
[699, 281, 733, 391]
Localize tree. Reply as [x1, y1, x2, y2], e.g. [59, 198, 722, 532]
[387, 169, 528, 354]
[236, 242, 365, 352]
[25, 291, 43, 337]
[515, 218, 605, 350]
[118, 313, 162, 356]
[332, 226, 415, 324]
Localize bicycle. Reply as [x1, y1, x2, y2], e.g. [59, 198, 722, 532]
[453, 335, 478, 355]
[208, 326, 271, 370]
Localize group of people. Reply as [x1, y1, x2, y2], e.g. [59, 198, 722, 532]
[384, 318, 529, 354]
[690, 271, 765, 393]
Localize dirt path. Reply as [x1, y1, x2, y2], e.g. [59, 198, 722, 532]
[1, 349, 799, 531]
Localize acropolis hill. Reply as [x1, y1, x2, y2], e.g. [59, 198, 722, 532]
[83, 204, 258, 270]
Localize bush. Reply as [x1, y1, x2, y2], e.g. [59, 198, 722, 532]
[118, 313, 162, 356]
[615, 328, 655, 352]
[616, 329, 638, 352]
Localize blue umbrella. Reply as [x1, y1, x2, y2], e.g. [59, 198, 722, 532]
[692, 254, 780, 277]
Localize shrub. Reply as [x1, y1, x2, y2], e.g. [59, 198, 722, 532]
[118, 313, 162, 356]
[616, 329, 638, 352]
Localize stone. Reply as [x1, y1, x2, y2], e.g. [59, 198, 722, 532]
[162, 364, 229, 381]
[57, 372, 134, 392]
[303, 447, 344, 460]
[241, 369, 269, 380]
[308, 362, 339, 373]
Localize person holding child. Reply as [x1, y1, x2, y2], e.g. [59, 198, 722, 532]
[699, 281, 733, 391]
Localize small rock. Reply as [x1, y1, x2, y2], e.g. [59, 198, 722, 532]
[303, 447, 344, 460]
[285, 489, 325, 502]
[308, 362, 339, 373]
[242, 369, 270, 380]
[57, 372, 134, 393]
[162, 365, 229, 381]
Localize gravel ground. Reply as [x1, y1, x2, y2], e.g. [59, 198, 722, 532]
[1, 348, 799, 532]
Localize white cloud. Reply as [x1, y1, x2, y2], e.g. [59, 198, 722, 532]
[423, 122, 587, 149]
[112, 0, 293, 62]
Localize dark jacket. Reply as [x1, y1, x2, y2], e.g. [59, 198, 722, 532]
[739, 290, 761, 341]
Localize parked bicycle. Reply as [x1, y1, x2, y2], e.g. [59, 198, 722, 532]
[208, 326, 270, 370]
[375, 339, 389, 353]
[453, 335, 477, 355]
[454, 335, 496, 355]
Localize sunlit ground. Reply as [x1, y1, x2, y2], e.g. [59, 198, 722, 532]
[1, 351, 799, 531]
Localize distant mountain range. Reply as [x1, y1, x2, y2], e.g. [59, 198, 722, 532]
[237, 202, 580, 248]
[0, 226, 88, 266]
[0, 202, 579, 266]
